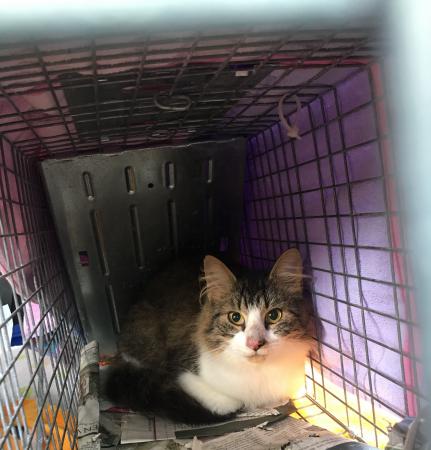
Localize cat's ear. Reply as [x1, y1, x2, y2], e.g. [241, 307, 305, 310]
[201, 256, 236, 302]
[269, 248, 303, 294]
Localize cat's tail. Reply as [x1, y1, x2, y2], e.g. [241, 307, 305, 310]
[103, 364, 235, 425]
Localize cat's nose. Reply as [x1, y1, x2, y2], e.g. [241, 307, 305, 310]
[246, 337, 265, 351]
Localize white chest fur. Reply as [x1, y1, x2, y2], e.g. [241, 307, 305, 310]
[198, 340, 311, 409]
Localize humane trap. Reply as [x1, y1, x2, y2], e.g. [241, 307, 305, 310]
[0, 5, 427, 450]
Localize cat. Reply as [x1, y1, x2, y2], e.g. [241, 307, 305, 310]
[104, 249, 315, 424]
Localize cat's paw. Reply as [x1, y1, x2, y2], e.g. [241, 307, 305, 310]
[179, 372, 242, 415]
[209, 394, 243, 416]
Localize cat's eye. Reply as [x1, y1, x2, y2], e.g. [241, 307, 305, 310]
[266, 308, 282, 324]
[228, 311, 244, 325]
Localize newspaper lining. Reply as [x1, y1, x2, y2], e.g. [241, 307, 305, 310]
[80, 341, 376, 449]
[120, 403, 295, 444]
[199, 417, 376, 449]
[78, 341, 101, 450]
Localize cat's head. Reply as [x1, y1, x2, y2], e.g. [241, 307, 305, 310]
[198, 249, 313, 361]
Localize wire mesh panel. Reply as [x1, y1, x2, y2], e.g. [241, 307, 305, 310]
[239, 65, 422, 447]
[0, 134, 84, 449]
[0, 24, 382, 157]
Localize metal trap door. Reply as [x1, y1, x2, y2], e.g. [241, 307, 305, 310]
[41, 139, 245, 353]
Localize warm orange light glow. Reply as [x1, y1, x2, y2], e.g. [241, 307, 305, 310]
[291, 362, 401, 448]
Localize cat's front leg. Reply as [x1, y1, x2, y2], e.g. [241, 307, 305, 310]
[178, 372, 243, 415]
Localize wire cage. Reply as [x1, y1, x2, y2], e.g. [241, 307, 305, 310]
[0, 11, 424, 450]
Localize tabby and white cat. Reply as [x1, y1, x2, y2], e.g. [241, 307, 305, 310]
[105, 249, 314, 424]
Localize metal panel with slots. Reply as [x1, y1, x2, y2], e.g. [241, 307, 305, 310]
[41, 139, 245, 353]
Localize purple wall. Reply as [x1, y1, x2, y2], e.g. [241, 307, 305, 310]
[239, 66, 420, 438]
